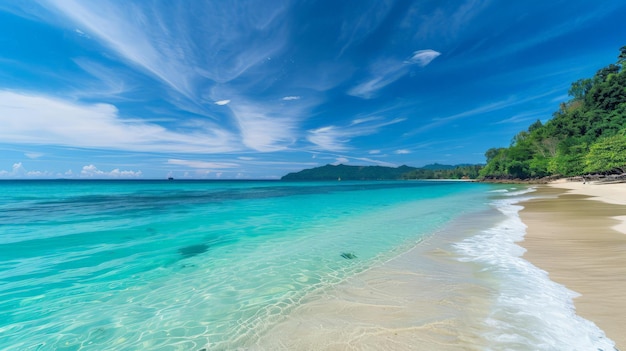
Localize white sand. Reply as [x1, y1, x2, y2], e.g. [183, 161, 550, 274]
[549, 180, 626, 234]
[549, 178, 626, 205]
[520, 181, 626, 349]
[251, 212, 499, 350]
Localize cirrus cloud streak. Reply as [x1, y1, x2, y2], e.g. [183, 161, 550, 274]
[348, 49, 441, 99]
[307, 117, 406, 151]
[0, 91, 239, 153]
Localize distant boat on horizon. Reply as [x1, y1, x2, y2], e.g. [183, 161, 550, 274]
[168, 177, 174, 180]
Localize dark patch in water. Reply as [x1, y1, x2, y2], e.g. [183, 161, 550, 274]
[2, 180, 452, 226]
[178, 244, 209, 258]
[340, 252, 357, 259]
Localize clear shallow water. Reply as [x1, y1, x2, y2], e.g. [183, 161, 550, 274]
[0, 181, 616, 350]
[0, 180, 489, 350]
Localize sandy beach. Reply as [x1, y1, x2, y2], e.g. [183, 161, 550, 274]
[252, 210, 501, 350]
[520, 181, 626, 349]
[251, 183, 626, 350]
[248, 183, 626, 350]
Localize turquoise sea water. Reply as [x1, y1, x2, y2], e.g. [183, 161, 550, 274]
[0, 180, 617, 350]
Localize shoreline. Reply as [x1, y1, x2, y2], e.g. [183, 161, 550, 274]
[252, 184, 621, 350]
[252, 208, 504, 350]
[519, 181, 626, 349]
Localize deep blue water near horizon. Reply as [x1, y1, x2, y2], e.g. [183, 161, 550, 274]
[0, 180, 617, 350]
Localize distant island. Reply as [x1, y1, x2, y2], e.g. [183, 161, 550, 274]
[281, 163, 482, 181]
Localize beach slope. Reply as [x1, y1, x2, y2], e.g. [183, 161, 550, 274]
[520, 181, 626, 349]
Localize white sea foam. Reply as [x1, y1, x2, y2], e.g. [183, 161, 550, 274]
[503, 187, 536, 197]
[488, 189, 509, 193]
[454, 191, 617, 351]
[488, 187, 536, 197]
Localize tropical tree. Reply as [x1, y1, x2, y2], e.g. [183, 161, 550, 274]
[480, 45, 626, 179]
[584, 132, 626, 174]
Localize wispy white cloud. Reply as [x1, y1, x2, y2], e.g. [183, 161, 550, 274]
[351, 116, 381, 125]
[72, 58, 134, 98]
[404, 50, 441, 67]
[210, 82, 325, 152]
[229, 102, 298, 152]
[350, 156, 397, 168]
[80, 164, 142, 178]
[37, 0, 291, 110]
[395, 149, 411, 154]
[406, 0, 490, 42]
[336, 2, 393, 57]
[312, 152, 397, 168]
[25, 152, 44, 159]
[332, 157, 349, 165]
[307, 117, 405, 151]
[407, 89, 562, 135]
[0, 162, 26, 178]
[214, 99, 231, 105]
[44, 1, 192, 97]
[166, 159, 239, 169]
[347, 59, 406, 99]
[456, 2, 623, 66]
[0, 162, 141, 179]
[281, 96, 300, 101]
[0, 91, 239, 153]
[308, 126, 347, 152]
[74, 28, 87, 37]
[550, 94, 570, 103]
[369, 149, 381, 154]
[493, 109, 551, 125]
[242, 160, 319, 167]
[348, 49, 441, 99]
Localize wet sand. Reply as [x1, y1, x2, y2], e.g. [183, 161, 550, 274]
[251, 182, 626, 350]
[252, 211, 501, 350]
[519, 181, 626, 349]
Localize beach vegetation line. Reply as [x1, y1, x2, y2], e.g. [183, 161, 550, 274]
[480, 45, 626, 180]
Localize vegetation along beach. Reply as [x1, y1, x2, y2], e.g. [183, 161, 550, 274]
[1, 1, 626, 350]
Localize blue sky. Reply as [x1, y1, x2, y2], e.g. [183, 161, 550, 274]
[1, 0, 625, 179]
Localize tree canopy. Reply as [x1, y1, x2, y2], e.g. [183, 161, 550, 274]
[480, 46, 626, 180]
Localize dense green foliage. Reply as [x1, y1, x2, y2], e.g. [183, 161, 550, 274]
[401, 164, 482, 179]
[480, 46, 626, 179]
[282, 164, 482, 181]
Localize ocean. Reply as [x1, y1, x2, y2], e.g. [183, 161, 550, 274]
[0, 180, 617, 350]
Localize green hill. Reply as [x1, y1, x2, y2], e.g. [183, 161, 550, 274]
[281, 164, 417, 180]
[480, 46, 626, 180]
[281, 163, 482, 181]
